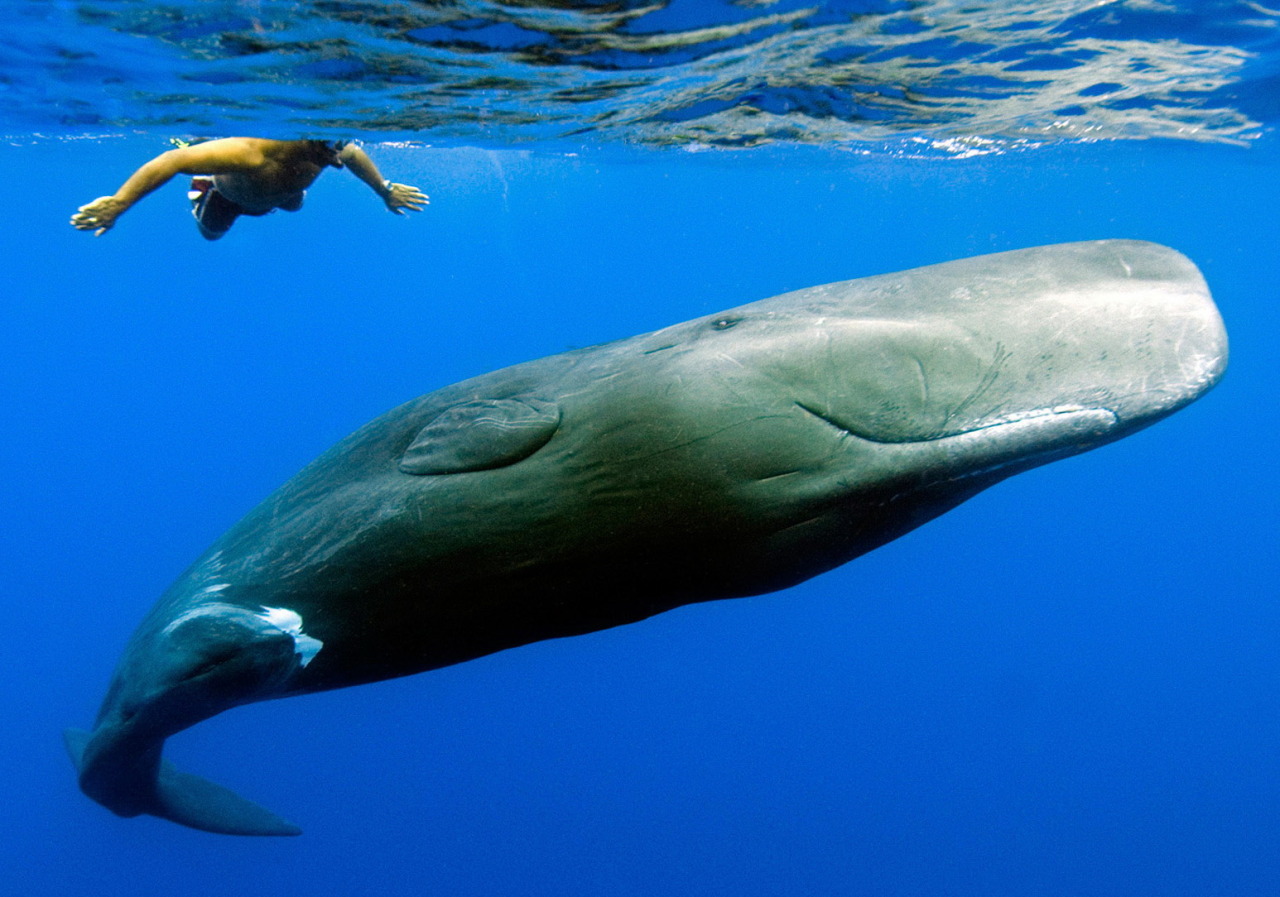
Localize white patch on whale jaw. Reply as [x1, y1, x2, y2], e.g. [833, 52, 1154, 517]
[257, 606, 324, 668]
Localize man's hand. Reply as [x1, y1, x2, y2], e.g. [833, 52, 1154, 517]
[70, 196, 126, 236]
[383, 183, 429, 215]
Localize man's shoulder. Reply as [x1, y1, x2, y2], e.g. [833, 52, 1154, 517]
[242, 137, 304, 159]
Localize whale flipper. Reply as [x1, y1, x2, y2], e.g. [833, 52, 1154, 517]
[63, 728, 301, 837]
[400, 397, 561, 474]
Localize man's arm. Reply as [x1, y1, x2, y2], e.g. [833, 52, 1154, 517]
[70, 138, 269, 236]
[336, 144, 429, 215]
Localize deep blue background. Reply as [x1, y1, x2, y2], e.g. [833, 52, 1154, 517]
[2, 136, 1277, 894]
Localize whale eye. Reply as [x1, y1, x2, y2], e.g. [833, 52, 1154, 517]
[710, 316, 742, 331]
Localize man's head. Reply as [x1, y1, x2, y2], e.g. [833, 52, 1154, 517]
[304, 139, 349, 168]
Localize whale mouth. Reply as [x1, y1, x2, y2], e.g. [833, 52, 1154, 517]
[793, 399, 1116, 445]
[794, 400, 1118, 446]
[915, 406, 1121, 483]
[795, 400, 1120, 486]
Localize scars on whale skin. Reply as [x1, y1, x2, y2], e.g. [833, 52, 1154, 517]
[65, 240, 1228, 836]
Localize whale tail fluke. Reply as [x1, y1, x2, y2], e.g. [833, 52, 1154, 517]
[63, 727, 302, 837]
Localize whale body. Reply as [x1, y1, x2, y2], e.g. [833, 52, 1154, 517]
[65, 240, 1227, 835]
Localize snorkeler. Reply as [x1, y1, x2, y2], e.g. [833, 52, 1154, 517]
[70, 137, 428, 240]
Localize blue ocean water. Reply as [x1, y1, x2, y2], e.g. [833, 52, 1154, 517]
[2, 2, 1279, 895]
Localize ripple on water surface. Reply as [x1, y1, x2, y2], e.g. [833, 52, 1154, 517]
[3, 0, 1278, 151]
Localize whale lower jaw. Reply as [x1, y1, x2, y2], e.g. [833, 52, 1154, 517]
[916, 406, 1120, 485]
[795, 401, 1121, 490]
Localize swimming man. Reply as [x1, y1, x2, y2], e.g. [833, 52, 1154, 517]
[71, 138, 428, 240]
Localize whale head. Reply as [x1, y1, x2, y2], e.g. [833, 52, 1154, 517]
[517, 239, 1228, 594]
